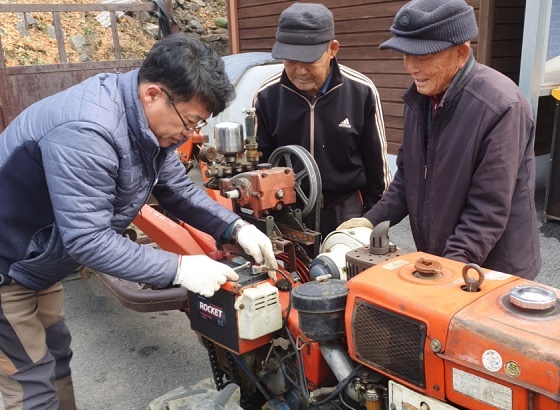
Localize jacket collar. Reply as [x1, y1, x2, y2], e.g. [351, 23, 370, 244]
[402, 51, 477, 113]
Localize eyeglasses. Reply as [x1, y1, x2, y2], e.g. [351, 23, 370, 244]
[160, 88, 207, 132]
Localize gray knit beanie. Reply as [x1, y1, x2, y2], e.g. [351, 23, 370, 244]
[379, 0, 478, 55]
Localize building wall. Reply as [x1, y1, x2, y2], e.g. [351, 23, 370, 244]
[230, 0, 550, 156]
[547, 0, 560, 60]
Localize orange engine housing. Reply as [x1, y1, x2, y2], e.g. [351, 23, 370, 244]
[219, 167, 297, 217]
[346, 252, 560, 410]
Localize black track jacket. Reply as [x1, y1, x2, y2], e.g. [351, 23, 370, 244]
[253, 59, 391, 210]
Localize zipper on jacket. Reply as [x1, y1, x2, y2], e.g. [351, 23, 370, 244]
[142, 147, 160, 208]
[417, 118, 428, 251]
[283, 83, 339, 158]
[419, 106, 441, 251]
[308, 90, 334, 157]
[151, 148, 159, 189]
[310, 105, 315, 156]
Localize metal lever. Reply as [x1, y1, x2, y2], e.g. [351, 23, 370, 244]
[233, 261, 251, 272]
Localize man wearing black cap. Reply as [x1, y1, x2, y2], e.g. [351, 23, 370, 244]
[253, 2, 391, 239]
[339, 0, 541, 279]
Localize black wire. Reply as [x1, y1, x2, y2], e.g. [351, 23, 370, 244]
[338, 392, 359, 410]
[280, 352, 304, 394]
[274, 269, 310, 402]
[276, 268, 292, 326]
[230, 354, 273, 402]
[312, 364, 364, 407]
[287, 327, 311, 403]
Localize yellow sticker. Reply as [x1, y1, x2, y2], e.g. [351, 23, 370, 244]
[504, 361, 521, 378]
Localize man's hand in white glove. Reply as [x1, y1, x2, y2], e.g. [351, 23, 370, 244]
[173, 255, 238, 297]
[337, 217, 374, 231]
[233, 220, 278, 281]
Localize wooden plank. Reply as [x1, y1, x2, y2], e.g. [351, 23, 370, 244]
[238, 39, 274, 52]
[491, 40, 522, 58]
[383, 115, 405, 129]
[492, 7, 526, 24]
[52, 12, 67, 64]
[387, 141, 401, 155]
[228, 0, 240, 53]
[2, 61, 143, 124]
[366, 73, 412, 89]
[488, 56, 522, 73]
[239, 16, 396, 36]
[343, 59, 405, 74]
[238, 15, 279, 30]
[378, 87, 405, 103]
[238, 26, 394, 46]
[338, 44, 400, 60]
[5, 59, 144, 75]
[493, 24, 524, 41]
[238, 1, 405, 21]
[237, 41, 402, 60]
[336, 17, 394, 33]
[382, 102, 404, 117]
[110, 11, 122, 60]
[239, 26, 276, 39]
[238, 0, 397, 9]
[0, 4, 156, 12]
[386, 128, 403, 144]
[477, 0, 494, 65]
[334, 2, 406, 20]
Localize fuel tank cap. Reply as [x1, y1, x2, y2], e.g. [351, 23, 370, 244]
[509, 285, 557, 311]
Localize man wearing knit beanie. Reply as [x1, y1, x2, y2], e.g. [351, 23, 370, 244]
[254, 3, 392, 239]
[339, 0, 542, 280]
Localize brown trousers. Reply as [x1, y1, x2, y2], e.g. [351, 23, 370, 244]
[0, 281, 76, 410]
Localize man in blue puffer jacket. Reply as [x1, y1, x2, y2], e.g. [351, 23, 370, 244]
[0, 34, 277, 409]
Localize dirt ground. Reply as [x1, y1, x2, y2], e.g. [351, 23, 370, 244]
[0, 0, 227, 66]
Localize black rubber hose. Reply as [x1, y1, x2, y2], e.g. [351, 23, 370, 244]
[230, 354, 273, 402]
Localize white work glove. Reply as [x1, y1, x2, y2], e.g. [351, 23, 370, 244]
[337, 217, 374, 230]
[173, 255, 238, 297]
[234, 221, 278, 281]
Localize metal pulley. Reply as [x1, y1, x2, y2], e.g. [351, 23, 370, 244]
[268, 145, 322, 231]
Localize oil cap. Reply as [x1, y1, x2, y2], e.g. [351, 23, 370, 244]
[509, 285, 557, 311]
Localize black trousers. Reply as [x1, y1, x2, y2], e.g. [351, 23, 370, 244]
[318, 191, 363, 240]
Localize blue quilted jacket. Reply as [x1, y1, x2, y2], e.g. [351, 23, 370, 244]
[0, 69, 238, 290]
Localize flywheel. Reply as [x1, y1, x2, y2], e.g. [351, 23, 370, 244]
[268, 145, 321, 231]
